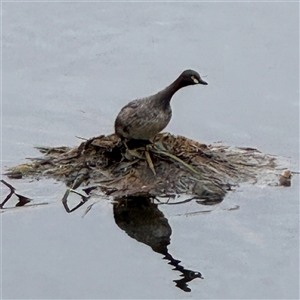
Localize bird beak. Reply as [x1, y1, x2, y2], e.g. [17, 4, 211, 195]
[199, 78, 208, 85]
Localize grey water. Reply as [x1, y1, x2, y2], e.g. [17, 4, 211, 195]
[1, 2, 299, 299]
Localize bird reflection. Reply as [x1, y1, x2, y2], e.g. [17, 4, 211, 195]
[113, 194, 203, 292]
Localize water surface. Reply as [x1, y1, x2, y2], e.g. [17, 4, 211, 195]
[1, 2, 299, 299]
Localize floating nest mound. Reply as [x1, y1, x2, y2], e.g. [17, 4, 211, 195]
[5, 133, 291, 204]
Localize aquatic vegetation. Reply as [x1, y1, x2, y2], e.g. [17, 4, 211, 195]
[3, 132, 290, 209]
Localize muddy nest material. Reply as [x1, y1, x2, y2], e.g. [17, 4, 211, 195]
[6, 133, 290, 201]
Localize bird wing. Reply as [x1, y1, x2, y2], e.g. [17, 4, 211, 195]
[116, 99, 151, 125]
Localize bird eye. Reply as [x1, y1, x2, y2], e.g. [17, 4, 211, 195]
[191, 76, 199, 84]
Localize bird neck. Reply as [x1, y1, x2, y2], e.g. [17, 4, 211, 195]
[155, 76, 185, 108]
